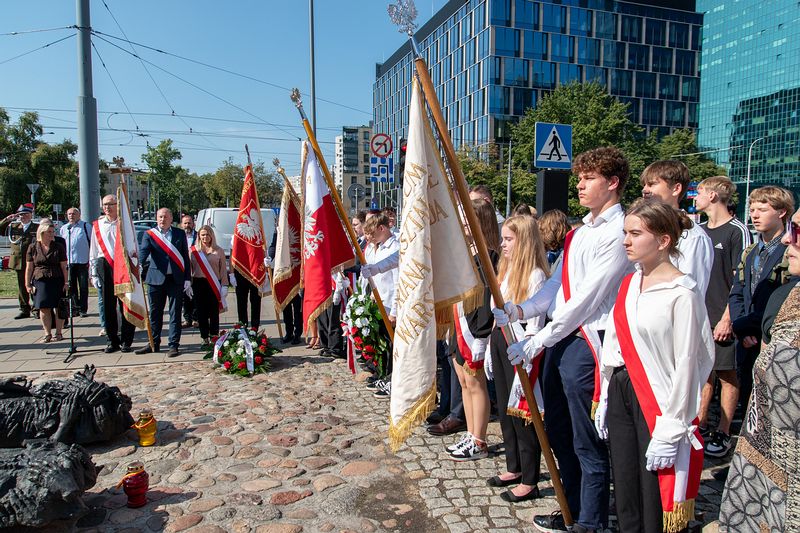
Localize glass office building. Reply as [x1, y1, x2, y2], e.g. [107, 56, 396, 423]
[374, 0, 702, 165]
[697, 0, 800, 192]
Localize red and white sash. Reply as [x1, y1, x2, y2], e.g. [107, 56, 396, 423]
[94, 220, 115, 268]
[147, 228, 185, 272]
[500, 318, 545, 422]
[614, 274, 704, 532]
[561, 228, 603, 410]
[191, 245, 223, 311]
[453, 302, 486, 376]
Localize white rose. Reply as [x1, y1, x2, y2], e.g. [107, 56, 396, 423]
[363, 326, 370, 336]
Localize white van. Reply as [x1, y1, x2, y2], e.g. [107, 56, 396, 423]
[196, 207, 277, 258]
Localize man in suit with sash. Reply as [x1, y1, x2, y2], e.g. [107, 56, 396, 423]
[136, 207, 191, 357]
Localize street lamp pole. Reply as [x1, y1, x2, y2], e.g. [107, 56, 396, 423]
[744, 137, 765, 224]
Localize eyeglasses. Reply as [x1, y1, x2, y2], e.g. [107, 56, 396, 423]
[103, 202, 117, 206]
[787, 219, 800, 245]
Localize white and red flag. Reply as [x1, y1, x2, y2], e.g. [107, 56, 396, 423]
[231, 164, 268, 292]
[113, 180, 153, 346]
[301, 141, 354, 331]
[273, 176, 303, 310]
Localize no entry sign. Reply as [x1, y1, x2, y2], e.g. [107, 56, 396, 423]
[370, 133, 393, 158]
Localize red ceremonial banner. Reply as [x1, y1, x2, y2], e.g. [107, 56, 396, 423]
[231, 165, 267, 291]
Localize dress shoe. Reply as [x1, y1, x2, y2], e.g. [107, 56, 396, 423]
[427, 415, 467, 436]
[426, 412, 446, 425]
[135, 345, 159, 355]
[14, 311, 30, 320]
[281, 334, 293, 343]
[181, 320, 192, 328]
[500, 486, 540, 503]
[120, 345, 132, 353]
[32, 310, 40, 319]
[79, 312, 88, 318]
[104, 344, 120, 354]
[291, 335, 302, 345]
[168, 347, 180, 357]
[487, 475, 522, 488]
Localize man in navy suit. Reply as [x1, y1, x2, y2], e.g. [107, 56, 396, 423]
[136, 208, 192, 357]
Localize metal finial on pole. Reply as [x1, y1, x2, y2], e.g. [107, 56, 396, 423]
[387, 0, 418, 36]
[272, 158, 284, 175]
[245, 144, 252, 166]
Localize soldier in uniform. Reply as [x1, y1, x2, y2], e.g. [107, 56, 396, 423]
[0, 203, 39, 319]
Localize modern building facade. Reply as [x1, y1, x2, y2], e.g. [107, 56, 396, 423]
[374, 0, 702, 169]
[333, 125, 373, 214]
[697, 0, 800, 193]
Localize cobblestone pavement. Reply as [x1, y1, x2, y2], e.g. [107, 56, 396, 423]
[16, 344, 729, 533]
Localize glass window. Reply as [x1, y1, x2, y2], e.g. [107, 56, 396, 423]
[628, 44, 648, 71]
[621, 15, 642, 43]
[687, 103, 698, 128]
[577, 38, 600, 66]
[523, 31, 547, 60]
[659, 74, 678, 99]
[642, 99, 662, 125]
[560, 64, 582, 85]
[681, 77, 699, 102]
[542, 5, 566, 33]
[669, 23, 689, 49]
[618, 97, 639, 123]
[635, 72, 656, 98]
[461, 95, 472, 123]
[531, 60, 556, 89]
[585, 66, 607, 87]
[469, 63, 481, 92]
[690, 25, 701, 51]
[603, 41, 625, 68]
[490, 0, 511, 26]
[504, 58, 529, 87]
[442, 55, 452, 79]
[462, 13, 472, 43]
[478, 29, 490, 59]
[645, 19, 665, 46]
[495, 27, 520, 57]
[513, 88, 535, 115]
[651, 47, 673, 74]
[611, 69, 632, 97]
[666, 101, 685, 127]
[514, 0, 538, 30]
[595, 11, 616, 40]
[570, 8, 592, 36]
[551, 35, 575, 63]
[675, 50, 695, 76]
[490, 57, 502, 84]
[475, 2, 486, 31]
[489, 85, 511, 114]
[474, 88, 485, 115]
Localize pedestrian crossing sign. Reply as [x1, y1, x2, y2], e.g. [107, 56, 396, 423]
[535, 122, 572, 170]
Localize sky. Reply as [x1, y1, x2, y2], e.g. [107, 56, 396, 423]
[0, 0, 449, 177]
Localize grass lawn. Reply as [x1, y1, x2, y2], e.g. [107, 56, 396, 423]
[0, 270, 98, 298]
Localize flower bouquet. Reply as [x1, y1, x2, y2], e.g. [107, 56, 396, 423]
[203, 325, 281, 377]
[341, 282, 390, 376]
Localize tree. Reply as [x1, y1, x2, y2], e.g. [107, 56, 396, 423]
[457, 144, 536, 213]
[202, 158, 282, 210]
[141, 139, 183, 213]
[654, 129, 727, 182]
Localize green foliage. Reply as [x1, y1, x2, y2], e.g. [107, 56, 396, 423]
[654, 129, 727, 182]
[200, 158, 282, 210]
[141, 139, 183, 213]
[457, 144, 536, 215]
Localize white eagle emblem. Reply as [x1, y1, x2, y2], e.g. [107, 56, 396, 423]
[287, 226, 301, 267]
[304, 214, 324, 259]
[236, 208, 263, 245]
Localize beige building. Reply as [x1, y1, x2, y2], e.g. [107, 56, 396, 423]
[333, 125, 373, 215]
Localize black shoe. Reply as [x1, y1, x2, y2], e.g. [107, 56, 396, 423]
[281, 334, 293, 343]
[291, 335, 302, 345]
[318, 348, 332, 357]
[533, 511, 568, 532]
[14, 311, 30, 320]
[79, 312, 88, 318]
[32, 310, 40, 319]
[487, 475, 522, 488]
[135, 345, 159, 355]
[168, 347, 179, 357]
[500, 487, 540, 502]
[120, 344, 132, 353]
[426, 412, 445, 425]
[104, 344, 120, 354]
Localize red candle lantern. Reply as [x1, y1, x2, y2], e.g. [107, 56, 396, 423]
[117, 461, 149, 508]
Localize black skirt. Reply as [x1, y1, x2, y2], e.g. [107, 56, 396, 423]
[32, 277, 64, 309]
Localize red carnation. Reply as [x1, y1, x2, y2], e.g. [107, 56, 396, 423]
[223, 361, 232, 370]
[255, 356, 263, 365]
[364, 345, 375, 353]
[238, 361, 246, 369]
[353, 336, 362, 344]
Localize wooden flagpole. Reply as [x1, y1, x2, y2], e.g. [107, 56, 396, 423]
[290, 90, 395, 340]
[388, 5, 572, 524]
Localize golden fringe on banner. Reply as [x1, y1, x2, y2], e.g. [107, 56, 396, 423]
[506, 407, 533, 424]
[433, 285, 484, 340]
[305, 294, 332, 333]
[664, 499, 694, 533]
[388, 381, 437, 452]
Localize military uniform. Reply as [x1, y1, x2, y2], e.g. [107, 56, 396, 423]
[0, 215, 39, 317]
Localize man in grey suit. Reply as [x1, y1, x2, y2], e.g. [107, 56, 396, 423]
[135, 208, 191, 357]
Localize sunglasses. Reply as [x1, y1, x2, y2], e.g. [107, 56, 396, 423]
[787, 219, 800, 245]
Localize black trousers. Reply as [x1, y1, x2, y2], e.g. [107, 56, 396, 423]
[317, 302, 344, 355]
[182, 292, 196, 323]
[15, 268, 31, 313]
[193, 277, 220, 340]
[282, 294, 303, 337]
[68, 262, 89, 314]
[98, 259, 134, 346]
[607, 367, 663, 533]
[234, 270, 261, 329]
[490, 328, 542, 486]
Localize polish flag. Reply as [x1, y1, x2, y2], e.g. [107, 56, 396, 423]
[301, 141, 354, 331]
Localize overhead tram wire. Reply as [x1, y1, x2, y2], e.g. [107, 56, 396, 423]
[90, 29, 372, 117]
[0, 25, 77, 36]
[90, 41, 143, 134]
[91, 34, 303, 141]
[98, 0, 221, 151]
[0, 33, 75, 66]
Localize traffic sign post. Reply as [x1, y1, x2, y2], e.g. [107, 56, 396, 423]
[535, 122, 573, 170]
[370, 133, 393, 158]
[370, 156, 394, 183]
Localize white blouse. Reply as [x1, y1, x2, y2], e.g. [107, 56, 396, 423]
[501, 267, 547, 338]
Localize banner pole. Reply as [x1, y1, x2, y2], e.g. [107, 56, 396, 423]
[290, 90, 395, 340]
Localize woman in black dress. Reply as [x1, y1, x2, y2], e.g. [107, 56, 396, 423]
[25, 223, 67, 342]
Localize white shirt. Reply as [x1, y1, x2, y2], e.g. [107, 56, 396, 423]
[89, 216, 118, 277]
[673, 219, 714, 297]
[520, 203, 630, 349]
[601, 269, 714, 444]
[363, 234, 400, 317]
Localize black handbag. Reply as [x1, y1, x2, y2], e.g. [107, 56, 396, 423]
[57, 296, 70, 320]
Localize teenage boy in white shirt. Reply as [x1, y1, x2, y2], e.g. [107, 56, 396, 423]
[496, 147, 631, 533]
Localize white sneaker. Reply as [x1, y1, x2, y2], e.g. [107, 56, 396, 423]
[99, 328, 106, 336]
[446, 432, 472, 453]
[450, 438, 488, 462]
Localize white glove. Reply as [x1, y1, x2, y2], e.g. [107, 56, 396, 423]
[264, 256, 273, 268]
[507, 336, 540, 366]
[91, 277, 102, 290]
[594, 397, 609, 440]
[492, 306, 509, 327]
[470, 337, 489, 362]
[229, 273, 237, 288]
[503, 302, 521, 322]
[221, 286, 228, 299]
[360, 264, 375, 279]
[183, 281, 194, 299]
[333, 289, 342, 305]
[645, 438, 679, 471]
